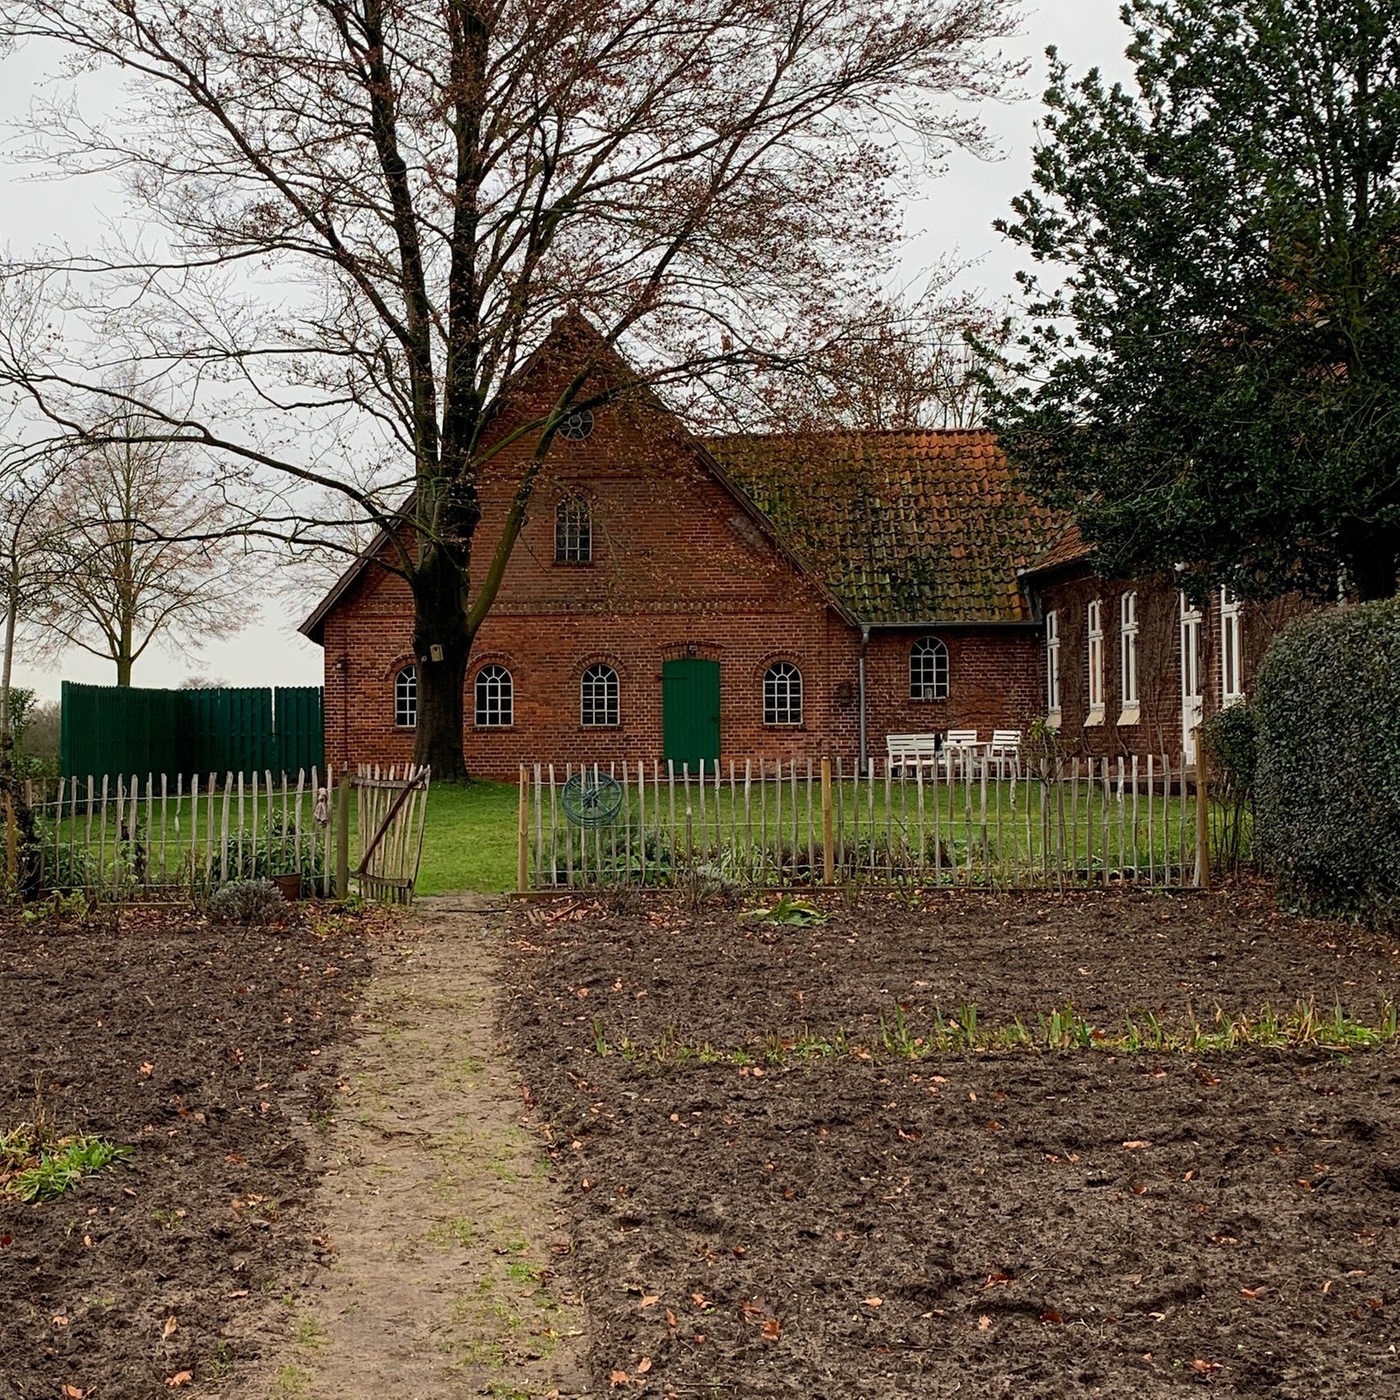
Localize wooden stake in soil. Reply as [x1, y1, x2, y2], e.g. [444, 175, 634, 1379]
[517, 764, 529, 894]
[1194, 727, 1210, 889]
[821, 757, 834, 884]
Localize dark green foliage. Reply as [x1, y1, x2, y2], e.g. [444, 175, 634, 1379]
[1253, 599, 1400, 919]
[1202, 703, 1258, 802]
[1202, 702, 1258, 869]
[984, 0, 1400, 603]
[219, 813, 326, 884]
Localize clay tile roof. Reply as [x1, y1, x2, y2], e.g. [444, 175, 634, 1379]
[708, 429, 1063, 626]
[1022, 519, 1092, 577]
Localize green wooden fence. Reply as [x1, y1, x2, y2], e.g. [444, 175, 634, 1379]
[60, 681, 323, 784]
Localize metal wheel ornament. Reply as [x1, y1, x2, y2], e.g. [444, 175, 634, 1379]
[560, 772, 623, 828]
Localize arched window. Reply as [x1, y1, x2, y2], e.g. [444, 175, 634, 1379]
[395, 665, 417, 728]
[909, 636, 949, 700]
[474, 665, 513, 727]
[555, 496, 592, 563]
[763, 662, 803, 725]
[580, 664, 619, 727]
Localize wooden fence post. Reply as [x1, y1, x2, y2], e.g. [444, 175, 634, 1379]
[821, 758, 834, 884]
[1193, 727, 1210, 890]
[335, 770, 352, 899]
[517, 764, 529, 894]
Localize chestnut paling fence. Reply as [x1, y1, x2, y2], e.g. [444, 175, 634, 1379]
[10, 764, 430, 903]
[518, 755, 1214, 892]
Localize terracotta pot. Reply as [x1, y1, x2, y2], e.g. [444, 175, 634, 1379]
[272, 872, 302, 902]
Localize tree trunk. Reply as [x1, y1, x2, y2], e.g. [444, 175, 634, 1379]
[116, 613, 134, 686]
[410, 543, 473, 782]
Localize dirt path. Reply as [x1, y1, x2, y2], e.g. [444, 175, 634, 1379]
[227, 897, 591, 1400]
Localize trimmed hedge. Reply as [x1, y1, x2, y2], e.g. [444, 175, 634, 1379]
[1254, 597, 1400, 920]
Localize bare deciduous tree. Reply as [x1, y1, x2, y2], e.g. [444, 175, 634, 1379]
[36, 393, 250, 686]
[0, 0, 1023, 777]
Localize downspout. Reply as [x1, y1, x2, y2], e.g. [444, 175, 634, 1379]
[857, 624, 870, 777]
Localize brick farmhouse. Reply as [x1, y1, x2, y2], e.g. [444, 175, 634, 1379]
[301, 318, 1294, 778]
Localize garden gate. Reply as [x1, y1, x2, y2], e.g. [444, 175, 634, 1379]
[348, 764, 432, 904]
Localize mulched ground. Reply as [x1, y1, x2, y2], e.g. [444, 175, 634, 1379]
[0, 903, 370, 1400]
[499, 885, 1400, 1398]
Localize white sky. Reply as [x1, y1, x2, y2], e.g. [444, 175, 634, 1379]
[0, 0, 1133, 703]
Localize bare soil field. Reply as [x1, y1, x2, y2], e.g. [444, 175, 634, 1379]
[4, 885, 1400, 1399]
[0, 903, 371, 1399]
[499, 886, 1400, 1399]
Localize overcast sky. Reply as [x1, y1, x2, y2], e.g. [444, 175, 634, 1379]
[0, 0, 1134, 702]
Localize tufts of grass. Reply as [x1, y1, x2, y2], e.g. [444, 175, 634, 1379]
[1, 1125, 132, 1202]
[582, 997, 1400, 1067]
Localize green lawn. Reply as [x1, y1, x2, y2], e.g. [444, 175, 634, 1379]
[415, 780, 518, 894]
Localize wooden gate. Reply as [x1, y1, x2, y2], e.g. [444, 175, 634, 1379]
[352, 765, 432, 903]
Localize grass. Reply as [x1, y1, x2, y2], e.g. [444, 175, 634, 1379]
[586, 996, 1400, 1065]
[415, 780, 518, 894]
[0, 1125, 131, 1202]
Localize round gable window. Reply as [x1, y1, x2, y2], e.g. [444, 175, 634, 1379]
[557, 407, 594, 441]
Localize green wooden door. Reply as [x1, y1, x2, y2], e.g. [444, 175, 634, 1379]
[662, 659, 720, 770]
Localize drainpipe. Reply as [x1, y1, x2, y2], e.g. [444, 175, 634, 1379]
[857, 624, 870, 776]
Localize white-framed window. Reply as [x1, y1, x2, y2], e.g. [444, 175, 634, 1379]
[1045, 610, 1060, 720]
[474, 665, 513, 727]
[555, 496, 592, 564]
[1119, 591, 1139, 722]
[394, 664, 417, 728]
[1220, 588, 1244, 705]
[1086, 599, 1105, 723]
[763, 662, 803, 725]
[580, 663, 619, 727]
[909, 635, 949, 700]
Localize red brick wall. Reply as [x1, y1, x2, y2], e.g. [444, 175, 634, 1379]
[1030, 568, 1310, 760]
[316, 357, 1048, 777]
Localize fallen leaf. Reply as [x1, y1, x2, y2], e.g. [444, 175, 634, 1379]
[665, 1308, 677, 1328]
[62, 1389, 89, 1399]
[761, 1317, 781, 1341]
[982, 1271, 1012, 1289]
[166, 1374, 193, 1389]
[740, 1301, 765, 1317]
[977, 1315, 993, 1331]
[1241, 1287, 1268, 1300]
[638, 1295, 659, 1309]
[1189, 1359, 1222, 1374]
[162, 1316, 178, 1340]
[637, 1357, 652, 1374]
[1122, 1140, 1152, 1150]
[1040, 1309, 1064, 1324]
[139, 1063, 154, 1077]
[52, 1315, 70, 1327]
[691, 1292, 709, 1307]
[0, 1235, 11, 1248]
[609, 1369, 628, 1386]
[864, 1296, 882, 1307]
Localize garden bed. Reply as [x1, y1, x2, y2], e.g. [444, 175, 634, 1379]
[0, 902, 370, 1398]
[500, 885, 1400, 1397]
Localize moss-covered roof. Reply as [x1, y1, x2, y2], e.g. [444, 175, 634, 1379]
[709, 430, 1062, 625]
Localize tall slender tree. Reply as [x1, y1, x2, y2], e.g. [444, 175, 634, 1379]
[36, 393, 248, 686]
[0, 0, 1022, 778]
[984, 0, 1400, 602]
